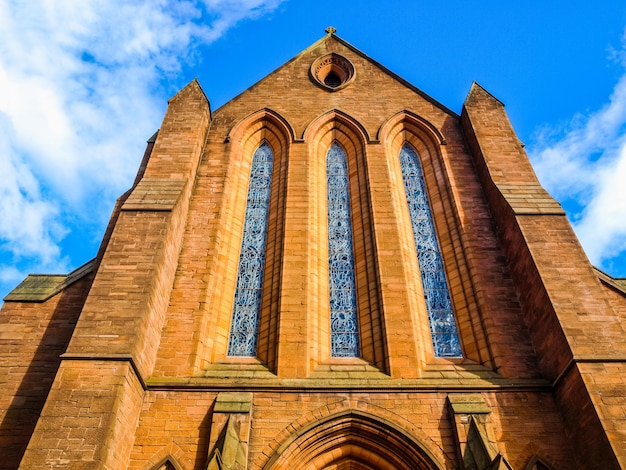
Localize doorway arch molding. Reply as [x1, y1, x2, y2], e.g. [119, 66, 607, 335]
[261, 408, 446, 470]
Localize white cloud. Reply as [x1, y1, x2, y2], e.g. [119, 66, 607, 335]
[529, 38, 626, 274]
[573, 140, 626, 265]
[0, 120, 67, 266]
[0, 0, 285, 297]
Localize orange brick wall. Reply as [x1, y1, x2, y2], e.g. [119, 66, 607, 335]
[152, 35, 541, 381]
[121, 390, 575, 469]
[0, 275, 92, 470]
[19, 360, 144, 469]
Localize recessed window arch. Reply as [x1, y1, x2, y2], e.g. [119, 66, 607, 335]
[399, 143, 462, 357]
[327, 142, 360, 357]
[304, 111, 385, 370]
[227, 142, 274, 356]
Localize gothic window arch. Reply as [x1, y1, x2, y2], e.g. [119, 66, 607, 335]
[399, 143, 462, 357]
[304, 111, 385, 370]
[327, 142, 360, 357]
[227, 142, 274, 356]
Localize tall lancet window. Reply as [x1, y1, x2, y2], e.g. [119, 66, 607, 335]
[400, 144, 462, 357]
[327, 143, 360, 357]
[228, 142, 274, 356]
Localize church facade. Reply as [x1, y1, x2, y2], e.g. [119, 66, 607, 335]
[2, 30, 626, 469]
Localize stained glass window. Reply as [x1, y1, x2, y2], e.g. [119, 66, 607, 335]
[400, 144, 462, 357]
[327, 143, 360, 357]
[227, 143, 273, 356]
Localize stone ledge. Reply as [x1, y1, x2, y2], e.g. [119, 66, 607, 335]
[498, 183, 565, 215]
[309, 359, 389, 379]
[145, 376, 551, 391]
[198, 361, 277, 380]
[214, 392, 253, 413]
[122, 178, 187, 211]
[447, 393, 491, 414]
[147, 362, 541, 390]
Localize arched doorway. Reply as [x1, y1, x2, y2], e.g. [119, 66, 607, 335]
[264, 410, 444, 470]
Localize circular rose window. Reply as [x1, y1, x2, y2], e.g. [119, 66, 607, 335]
[310, 53, 355, 91]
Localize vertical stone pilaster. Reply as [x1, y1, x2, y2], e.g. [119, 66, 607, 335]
[367, 143, 426, 377]
[276, 143, 311, 377]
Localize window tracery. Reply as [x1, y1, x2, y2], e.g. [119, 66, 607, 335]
[400, 144, 462, 357]
[227, 142, 274, 356]
[327, 143, 360, 357]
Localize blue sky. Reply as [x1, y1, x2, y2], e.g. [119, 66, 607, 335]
[1, 1, 626, 299]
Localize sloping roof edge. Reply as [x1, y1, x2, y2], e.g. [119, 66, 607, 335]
[330, 34, 459, 118]
[213, 32, 459, 119]
[465, 81, 506, 108]
[594, 267, 626, 297]
[3, 259, 96, 303]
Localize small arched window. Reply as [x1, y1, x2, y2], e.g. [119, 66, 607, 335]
[227, 142, 274, 356]
[399, 144, 462, 357]
[327, 143, 359, 357]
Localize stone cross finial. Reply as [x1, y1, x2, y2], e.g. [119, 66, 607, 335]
[325, 26, 336, 34]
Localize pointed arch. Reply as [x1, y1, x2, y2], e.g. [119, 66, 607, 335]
[525, 455, 556, 470]
[326, 142, 359, 357]
[142, 442, 189, 470]
[378, 110, 444, 160]
[151, 458, 182, 470]
[305, 110, 387, 370]
[262, 409, 445, 470]
[201, 109, 292, 371]
[303, 108, 372, 143]
[378, 110, 446, 146]
[379, 111, 487, 362]
[227, 142, 274, 357]
[399, 143, 461, 357]
[228, 107, 296, 146]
